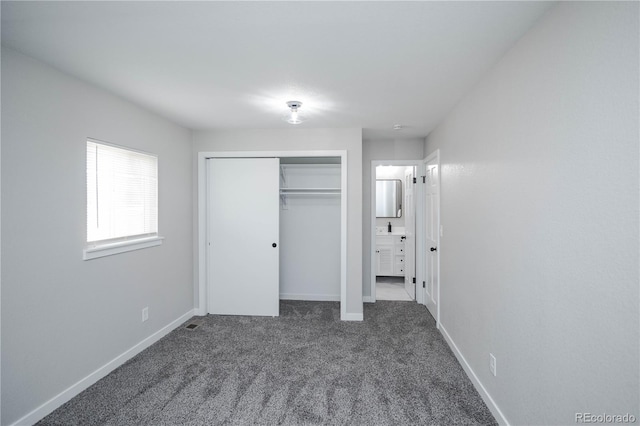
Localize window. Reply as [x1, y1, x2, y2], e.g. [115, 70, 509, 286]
[84, 139, 162, 260]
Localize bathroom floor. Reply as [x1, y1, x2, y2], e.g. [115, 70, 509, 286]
[376, 276, 413, 301]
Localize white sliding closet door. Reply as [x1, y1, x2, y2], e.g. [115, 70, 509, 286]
[207, 158, 280, 316]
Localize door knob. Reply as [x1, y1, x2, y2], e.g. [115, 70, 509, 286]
[272, 243, 277, 248]
[430, 247, 437, 252]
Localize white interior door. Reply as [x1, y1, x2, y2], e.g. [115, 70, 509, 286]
[207, 158, 280, 316]
[404, 167, 416, 300]
[424, 157, 439, 320]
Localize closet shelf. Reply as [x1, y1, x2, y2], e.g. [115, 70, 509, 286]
[279, 188, 340, 209]
[280, 187, 340, 195]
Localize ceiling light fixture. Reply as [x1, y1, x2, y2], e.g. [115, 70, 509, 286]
[285, 101, 304, 125]
[393, 124, 403, 130]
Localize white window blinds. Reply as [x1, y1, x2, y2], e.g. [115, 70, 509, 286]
[87, 140, 158, 244]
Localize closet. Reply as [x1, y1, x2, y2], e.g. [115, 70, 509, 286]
[279, 158, 341, 301]
[204, 154, 343, 317]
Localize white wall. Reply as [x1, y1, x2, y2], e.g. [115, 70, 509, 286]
[362, 139, 424, 299]
[1, 48, 194, 425]
[192, 128, 363, 316]
[424, 2, 639, 424]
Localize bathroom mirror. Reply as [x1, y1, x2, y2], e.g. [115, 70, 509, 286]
[376, 179, 402, 218]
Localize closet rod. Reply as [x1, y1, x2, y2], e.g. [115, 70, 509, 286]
[280, 187, 340, 191]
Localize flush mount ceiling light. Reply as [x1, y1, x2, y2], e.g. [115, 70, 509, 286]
[285, 101, 304, 125]
[393, 124, 403, 130]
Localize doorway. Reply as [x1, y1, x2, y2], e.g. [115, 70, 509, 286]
[369, 152, 440, 326]
[371, 161, 419, 302]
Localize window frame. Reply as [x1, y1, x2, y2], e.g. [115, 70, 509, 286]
[83, 138, 163, 260]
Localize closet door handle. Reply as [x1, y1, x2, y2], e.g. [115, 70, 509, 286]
[272, 243, 277, 248]
[430, 247, 437, 252]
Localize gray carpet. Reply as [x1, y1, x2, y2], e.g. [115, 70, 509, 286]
[38, 301, 496, 425]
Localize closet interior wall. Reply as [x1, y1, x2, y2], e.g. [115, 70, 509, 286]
[279, 159, 341, 301]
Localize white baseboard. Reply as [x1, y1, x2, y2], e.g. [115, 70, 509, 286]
[279, 293, 340, 302]
[12, 309, 195, 426]
[341, 312, 364, 321]
[439, 324, 510, 426]
[362, 296, 374, 303]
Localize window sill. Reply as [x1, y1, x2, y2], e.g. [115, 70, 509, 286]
[83, 236, 164, 260]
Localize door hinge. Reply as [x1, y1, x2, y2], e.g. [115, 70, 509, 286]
[412, 277, 416, 284]
[412, 177, 417, 184]
[422, 281, 426, 288]
[422, 176, 426, 183]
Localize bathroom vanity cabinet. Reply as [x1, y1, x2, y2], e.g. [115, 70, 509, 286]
[375, 234, 405, 277]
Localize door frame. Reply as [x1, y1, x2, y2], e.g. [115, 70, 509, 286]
[369, 160, 424, 304]
[197, 150, 348, 319]
[422, 149, 441, 327]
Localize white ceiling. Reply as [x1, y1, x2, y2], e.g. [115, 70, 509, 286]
[1, 1, 553, 140]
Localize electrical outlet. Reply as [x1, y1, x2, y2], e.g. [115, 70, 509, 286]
[142, 307, 149, 322]
[489, 353, 497, 376]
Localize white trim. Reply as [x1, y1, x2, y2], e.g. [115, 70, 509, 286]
[83, 236, 164, 260]
[340, 152, 348, 321]
[11, 309, 195, 426]
[439, 323, 510, 426]
[370, 162, 377, 303]
[415, 161, 426, 306]
[198, 153, 207, 318]
[197, 150, 349, 320]
[341, 312, 364, 321]
[87, 137, 156, 157]
[279, 293, 340, 302]
[370, 160, 422, 304]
